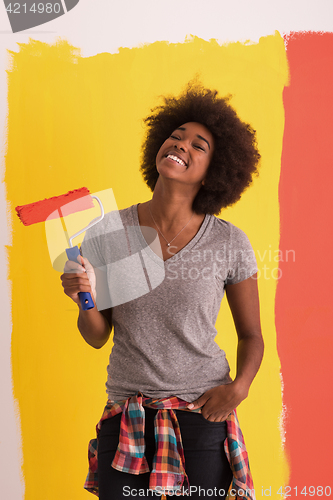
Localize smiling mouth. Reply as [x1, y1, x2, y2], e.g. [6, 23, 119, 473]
[166, 154, 187, 167]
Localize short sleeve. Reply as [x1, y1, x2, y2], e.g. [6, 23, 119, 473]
[226, 224, 258, 285]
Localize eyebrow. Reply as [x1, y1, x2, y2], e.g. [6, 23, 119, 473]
[176, 127, 211, 150]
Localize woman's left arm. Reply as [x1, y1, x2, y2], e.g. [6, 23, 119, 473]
[187, 274, 264, 421]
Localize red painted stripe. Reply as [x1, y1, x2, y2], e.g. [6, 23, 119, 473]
[15, 187, 93, 225]
[277, 32, 333, 487]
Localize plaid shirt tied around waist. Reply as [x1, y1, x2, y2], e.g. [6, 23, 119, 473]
[84, 393, 255, 499]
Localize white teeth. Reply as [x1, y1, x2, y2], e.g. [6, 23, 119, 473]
[167, 154, 185, 166]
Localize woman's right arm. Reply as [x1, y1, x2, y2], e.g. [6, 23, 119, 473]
[61, 256, 112, 349]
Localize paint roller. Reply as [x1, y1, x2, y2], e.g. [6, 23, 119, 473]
[15, 187, 104, 310]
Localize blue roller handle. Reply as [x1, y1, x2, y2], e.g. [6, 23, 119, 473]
[66, 246, 94, 311]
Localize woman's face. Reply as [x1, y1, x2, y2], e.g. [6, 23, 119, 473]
[155, 122, 214, 188]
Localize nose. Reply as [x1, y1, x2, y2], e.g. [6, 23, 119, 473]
[174, 139, 187, 153]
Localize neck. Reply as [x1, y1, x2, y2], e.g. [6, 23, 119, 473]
[150, 178, 200, 225]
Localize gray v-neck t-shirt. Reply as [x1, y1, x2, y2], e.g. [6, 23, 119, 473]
[81, 204, 257, 402]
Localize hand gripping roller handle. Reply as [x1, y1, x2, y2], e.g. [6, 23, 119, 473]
[65, 195, 104, 311]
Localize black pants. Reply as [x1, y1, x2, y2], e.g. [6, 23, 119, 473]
[98, 408, 233, 499]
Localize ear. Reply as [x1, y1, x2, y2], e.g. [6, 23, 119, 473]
[202, 179, 205, 186]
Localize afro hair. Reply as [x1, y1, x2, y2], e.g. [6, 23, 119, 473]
[140, 81, 260, 215]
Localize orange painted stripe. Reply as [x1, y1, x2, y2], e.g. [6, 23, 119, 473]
[277, 32, 333, 487]
[15, 187, 93, 225]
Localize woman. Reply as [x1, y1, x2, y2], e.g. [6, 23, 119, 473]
[61, 83, 264, 499]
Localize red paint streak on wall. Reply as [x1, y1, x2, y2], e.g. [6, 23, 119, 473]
[15, 187, 93, 225]
[277, 32, 333, 487]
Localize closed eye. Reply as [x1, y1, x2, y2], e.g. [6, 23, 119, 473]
[170, 134, 206, 152]
[194, 144, 205, 151]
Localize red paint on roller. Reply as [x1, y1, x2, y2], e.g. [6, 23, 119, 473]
[15, 187, 93, 226]
[277, 32, 333, 485]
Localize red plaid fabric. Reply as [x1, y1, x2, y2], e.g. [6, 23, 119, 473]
[224, 411, 255, 500]
[84, 393, 255, 499]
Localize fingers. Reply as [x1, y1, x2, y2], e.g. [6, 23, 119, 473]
[201, 409, 229, 422]
[187, 385, 238, 422]
[201, 404, 222, 422]
[80, 255, 94, 271]
[77, 256, 96, 299]
[60, 272, 91, 286]
[187, 394, 208, 410]
[61, 261, 93, 305]
[63, 259, 85, 274]
[60, 274, 91, 292]
[200, 398, 235, 422]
